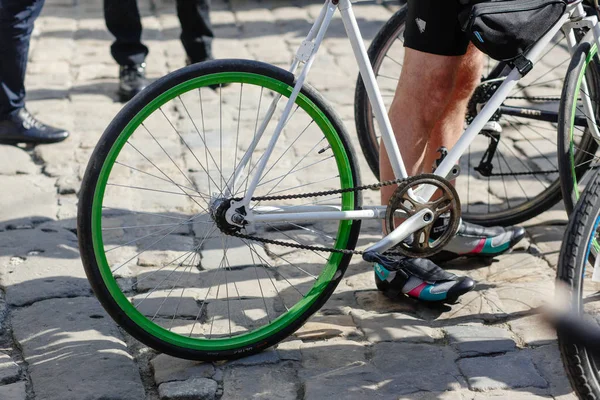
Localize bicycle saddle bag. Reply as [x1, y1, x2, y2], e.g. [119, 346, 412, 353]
[459, 0, 568, 66]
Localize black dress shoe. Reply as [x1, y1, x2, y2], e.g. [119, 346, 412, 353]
[118, 63, 148, 102]
[0, 108, 69, 145]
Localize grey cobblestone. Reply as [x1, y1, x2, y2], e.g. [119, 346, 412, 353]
[445, 324, 517, 357]
[151, 354, 215, 385]
[0, 381, 27, 400]
[0, 353, 20, 384]
[11, 297, 145, 400]
[222, 364, 297, 400]
[458, 352, 548, 391]
[158, 377, 218, 400]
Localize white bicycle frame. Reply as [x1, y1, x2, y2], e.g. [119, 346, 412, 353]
[228, 0, 600, 255]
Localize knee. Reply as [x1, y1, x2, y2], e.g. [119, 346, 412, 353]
[452, 49, 485, 101]
[452, 66, 481, 101]
[408, 67, 456, 121]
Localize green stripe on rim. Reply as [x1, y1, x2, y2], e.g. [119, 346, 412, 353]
[570, 45, 600, 254]
[91, 72, 356, 351]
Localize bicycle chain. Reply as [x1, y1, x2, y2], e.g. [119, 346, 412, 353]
[505, 96, 561, 102]
[486, 169, 559, 177]
[226, 176, 421, 256]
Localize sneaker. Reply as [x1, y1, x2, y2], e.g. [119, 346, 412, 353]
[118, 63, 148, 102]
[0, 108, 69, 144]
[365, 252, 475, 304]
[428, 219, 526, 263]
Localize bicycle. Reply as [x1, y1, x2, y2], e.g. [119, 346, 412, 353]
[355, 2, 600, 227]
[556, 169, 600, 398]
[78, 0, 597, 360]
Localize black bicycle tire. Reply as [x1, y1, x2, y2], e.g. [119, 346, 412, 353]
[558, 40, 600, 217]
[557, 170, 600, 400]
[77, 59, 363, 361]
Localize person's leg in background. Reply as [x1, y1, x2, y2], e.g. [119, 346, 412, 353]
[177, 0, 214, 64]
[374, 0, 524, 303]
[104, 0, 149, 101]
[0, 0, 69, 144]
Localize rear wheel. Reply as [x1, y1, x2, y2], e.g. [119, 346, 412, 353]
[355, 6, 591, 226]
[558, 40, 600, 216]
[77, 59, 362, 360]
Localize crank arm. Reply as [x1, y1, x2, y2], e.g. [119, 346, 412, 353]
[363, 208, 434, 256]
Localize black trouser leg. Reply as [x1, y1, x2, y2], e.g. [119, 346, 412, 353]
[0, 0, 44, 118]
[104, 0, 148, 66]
[177, 0, 214, 62]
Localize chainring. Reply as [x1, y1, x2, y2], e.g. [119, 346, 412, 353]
[385, 174, 461, 258]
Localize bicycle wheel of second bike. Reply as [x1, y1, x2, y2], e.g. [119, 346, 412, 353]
[355, 7, 593, 226]
[77, 59, 362, 361]
[557, 172, 600, 399]
[559, 40, 600, 216]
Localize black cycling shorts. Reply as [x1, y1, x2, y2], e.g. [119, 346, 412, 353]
[404, 0, 470, 57]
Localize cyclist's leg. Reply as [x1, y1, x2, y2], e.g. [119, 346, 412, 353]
[380, 47, 460, 205]
[380, 0, 469, 205]
[382, 0, 524, 261]
[425, 44, 484, 174]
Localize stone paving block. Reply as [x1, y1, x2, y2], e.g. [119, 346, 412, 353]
[276, 340, 302, 361]
[0, 146, 37, 175]
[200, 236, 269, 270]
[319, 289, 357, 315]
[530, 345, 576, 399]
[151, 354, 215, 384]
[472, 390, 553, 399]
[528, 225, 565, 268]
[11, 297, 145, 400]
[158, 377, 218, 400]
[300, 340, 366, 373]
[371, 342, 464, 395]
[354, 290, 419, 314]
[222, 364, 297, 400]
[469, 251, 554, 284]
[0, 229, 91, 306]
[0, 353, 20, 384]
[294, 314, 361, 340]
[444, 324, 517, 357]
[226, 348, 280, 367]
[508, 314, 556, 346]
[0, 176, 58, 227]
[418, 288, 507, 324]
[494, 281, 554, 315]
[0, 381, 27, 400]
[56, 175, 79, 195]
[137, 235, 196, 267]
[458, 351, 548, 391]
[398, 391, 466, 400]
[351, 309, 440, 343]
[303, 363, 392, 400]
[344, 269, 376, 290]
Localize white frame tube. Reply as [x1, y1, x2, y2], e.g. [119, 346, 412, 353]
[240, 1, 337, 204]
[338, 0, 408, 180]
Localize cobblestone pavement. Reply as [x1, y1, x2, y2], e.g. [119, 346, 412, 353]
[0, 0, 578, 399]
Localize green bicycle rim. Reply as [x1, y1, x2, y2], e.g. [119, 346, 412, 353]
[570, 45, 600, 254]
[91, 72, 356, 351]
